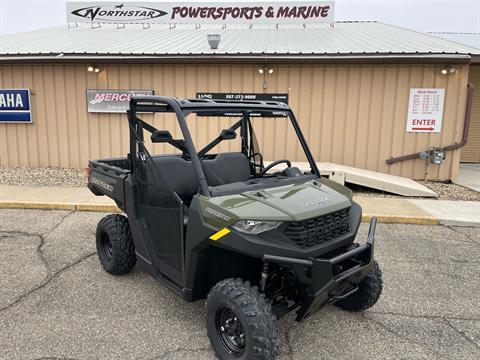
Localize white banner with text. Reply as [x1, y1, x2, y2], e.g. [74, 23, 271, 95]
[67, 1, 335, 24]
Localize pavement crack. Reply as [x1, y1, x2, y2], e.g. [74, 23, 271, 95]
[368, 310, 480, 322]
[0, 251, 95, 314]
[42, 211, 75, 238]
[362, 313, 448, 358]
[443, 318, 480, 350]
[37, 211, 75, 274]
[444, 225, 480, 247]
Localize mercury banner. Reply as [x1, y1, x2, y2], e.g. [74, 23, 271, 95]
[67, 2, 335, 24]
[86, 89, 154, 113]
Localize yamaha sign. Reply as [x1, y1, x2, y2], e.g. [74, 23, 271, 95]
[67, 2, 335, 24]
[0, 89, 32, 123]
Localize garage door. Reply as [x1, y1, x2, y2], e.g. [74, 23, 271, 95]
[461, 66, 480, 163]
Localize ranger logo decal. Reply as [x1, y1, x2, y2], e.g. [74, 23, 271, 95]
[205, 207, 231, 222]
[90, 176, 114, 193]
[299, 197, 330, 208]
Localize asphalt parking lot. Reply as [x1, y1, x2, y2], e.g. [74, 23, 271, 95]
[0, 209, 479, 360]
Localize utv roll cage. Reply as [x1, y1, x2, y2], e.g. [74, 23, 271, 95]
[127, 96, 321, 197]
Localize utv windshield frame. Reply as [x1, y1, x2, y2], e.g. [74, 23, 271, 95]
[127, 96, 320, 197]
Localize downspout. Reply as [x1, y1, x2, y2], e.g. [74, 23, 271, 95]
[386, 82, 475, 165]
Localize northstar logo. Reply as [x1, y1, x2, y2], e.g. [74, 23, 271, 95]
[71, 4, 168, 22]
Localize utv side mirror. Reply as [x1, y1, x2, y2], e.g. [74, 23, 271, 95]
[151, 130, 173, 143]
[220, 129, 236, 140]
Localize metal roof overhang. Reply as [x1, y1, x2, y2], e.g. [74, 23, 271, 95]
[470, 55, 480, 64]
[0, 53, 472, 65]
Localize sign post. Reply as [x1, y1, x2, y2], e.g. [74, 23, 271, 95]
[0, 89, 32, 123]
[406, 88, 445, 133]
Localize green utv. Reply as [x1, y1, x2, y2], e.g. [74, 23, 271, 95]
[87, 96, 383, 360]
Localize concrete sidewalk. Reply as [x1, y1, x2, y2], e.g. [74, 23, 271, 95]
[0, 184, 479, 226]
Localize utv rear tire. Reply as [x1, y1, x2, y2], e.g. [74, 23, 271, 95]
[206, 278, 278, 360]
[96, 214, 136, 275]
[336, 260, 383, 311]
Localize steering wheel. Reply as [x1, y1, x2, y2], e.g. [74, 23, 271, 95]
[260, 159, 291, 176]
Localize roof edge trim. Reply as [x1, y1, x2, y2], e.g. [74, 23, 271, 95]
[0, 54, 472, 65]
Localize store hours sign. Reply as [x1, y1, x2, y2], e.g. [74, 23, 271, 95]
[0, 89, 32, 123]
[406, 88, 445, 133]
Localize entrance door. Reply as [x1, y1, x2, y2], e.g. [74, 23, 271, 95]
[461, 67, 480, 163]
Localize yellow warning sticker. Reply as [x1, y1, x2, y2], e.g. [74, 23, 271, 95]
[209, 228, 231, 241]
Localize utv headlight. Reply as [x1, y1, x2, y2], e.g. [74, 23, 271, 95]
[232, 220, 281, 234]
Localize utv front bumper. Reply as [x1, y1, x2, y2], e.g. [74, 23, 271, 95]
[264, 218, 377, 321]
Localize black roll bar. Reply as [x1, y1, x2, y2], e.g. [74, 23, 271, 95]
[129, 96, 211, 196]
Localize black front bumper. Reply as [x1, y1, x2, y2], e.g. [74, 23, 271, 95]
[264, 218, 377, 321]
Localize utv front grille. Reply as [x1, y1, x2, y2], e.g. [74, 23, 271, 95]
[283, 208, 351, 249]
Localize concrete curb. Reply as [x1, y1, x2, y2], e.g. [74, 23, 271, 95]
[0, 200, 441, 225]
[362, 214, 439, 225]
[0, 201, 120, 213]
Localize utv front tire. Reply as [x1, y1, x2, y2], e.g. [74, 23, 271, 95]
[96, 214, 136, 275]
[336, 260, 383, 311]
[206, 278, 278, 360]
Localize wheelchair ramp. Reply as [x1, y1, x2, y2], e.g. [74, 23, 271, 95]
[274, 161, 437, 197]
[316, 163, 437, 197]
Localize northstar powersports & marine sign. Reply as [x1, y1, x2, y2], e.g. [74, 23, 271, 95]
[66, 1, 335, 24]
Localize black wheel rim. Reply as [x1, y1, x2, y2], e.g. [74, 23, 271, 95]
[100, 232, 113, 261]
[215, 307, 246, 357]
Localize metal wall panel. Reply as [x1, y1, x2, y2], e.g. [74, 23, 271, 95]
[460, 66, 480, 163]
[0, 63, 469, 180]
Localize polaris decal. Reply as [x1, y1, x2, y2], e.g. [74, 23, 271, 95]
[204, 207, 231, 222]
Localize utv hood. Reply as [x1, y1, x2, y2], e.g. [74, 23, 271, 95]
[204, 180, 352, 223]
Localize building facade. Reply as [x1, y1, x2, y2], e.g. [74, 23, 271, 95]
[0, 23, 478, 180]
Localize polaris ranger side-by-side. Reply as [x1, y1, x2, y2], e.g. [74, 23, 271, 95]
[87, 96, 383, 360]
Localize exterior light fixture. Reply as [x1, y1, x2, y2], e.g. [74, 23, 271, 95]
[207, 34, 221, 50]
[87, 66, 101, 73]
[258, 65, 274, 89]
[258, 66, 273, 74]
[441, 65, 456, 75]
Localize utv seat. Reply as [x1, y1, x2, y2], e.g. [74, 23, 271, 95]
[145, 152, 251, 205]
[145, 155, 198, 205]
[201, 152, 251, 186]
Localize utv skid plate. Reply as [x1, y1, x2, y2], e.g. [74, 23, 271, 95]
[264, 218, 377, 321]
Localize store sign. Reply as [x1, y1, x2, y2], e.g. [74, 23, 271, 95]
[0, 89, 32, 123]
[406, 88, 445, 133]
[197, 93, 289, 104]
[67, 2, 335, 24]
[86, 89, 154, 113]
[196, 92, 289, 117]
